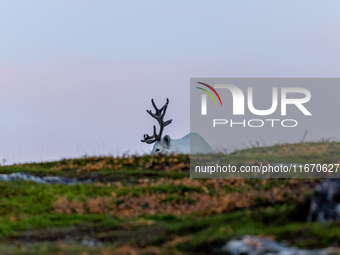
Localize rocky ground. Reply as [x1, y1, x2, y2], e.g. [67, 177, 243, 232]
[0, 141, 339, 254]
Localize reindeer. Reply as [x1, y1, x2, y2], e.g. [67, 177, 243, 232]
[141, 98, 213, 155]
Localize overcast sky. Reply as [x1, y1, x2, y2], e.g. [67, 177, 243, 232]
[0, 1, 340, 164]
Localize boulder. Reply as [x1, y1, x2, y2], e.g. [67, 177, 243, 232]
[307, 178, 340, 222]
[222, 235, 326, 255]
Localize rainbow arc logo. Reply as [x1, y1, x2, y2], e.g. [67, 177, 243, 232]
[196, 82, 223, 106]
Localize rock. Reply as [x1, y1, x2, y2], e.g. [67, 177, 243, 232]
[81, 238, 102, 247]
[323, 247, 340, 255]
[0, 172, 78, 185]
[0, 173, 45, 184]
[307, 179, 340, 222]
[221, 236, 326, 255]
[43, 176, 77, 184]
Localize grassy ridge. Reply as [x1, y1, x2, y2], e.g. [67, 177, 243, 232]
[0, 141, 339, 254]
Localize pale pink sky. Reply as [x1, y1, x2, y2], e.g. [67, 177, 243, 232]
[1, 1, 340, 163]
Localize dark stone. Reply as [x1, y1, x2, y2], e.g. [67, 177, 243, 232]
[308, 179, 340, 222]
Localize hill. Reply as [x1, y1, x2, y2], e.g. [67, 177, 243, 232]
[0, 141, 339, 254]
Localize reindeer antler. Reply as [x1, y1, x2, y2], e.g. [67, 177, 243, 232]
[141, 98, 172, 144]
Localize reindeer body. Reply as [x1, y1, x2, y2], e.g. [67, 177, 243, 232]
[141, 99, 213, 155]
[151, 132, 213, 155]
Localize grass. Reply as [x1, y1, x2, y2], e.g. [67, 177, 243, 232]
[0, 141, 339, 254]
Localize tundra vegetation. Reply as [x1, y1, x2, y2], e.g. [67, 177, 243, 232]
[0, 141, 340, 254]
